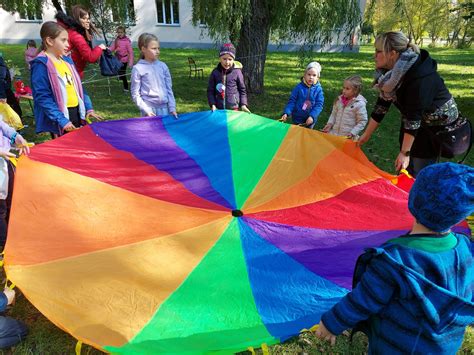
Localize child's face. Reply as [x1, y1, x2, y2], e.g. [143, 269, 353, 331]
[304, 68, 319, 85]
[219, 54, 234, 70]
[142, 40, 160, 61]
[342, 81, 357, 99]
[117, 29, 125, 38]
[46, 30, 69, 57]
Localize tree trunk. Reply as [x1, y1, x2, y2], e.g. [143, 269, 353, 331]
[235, 0, 270, 94]
[51, 0, 64, 13]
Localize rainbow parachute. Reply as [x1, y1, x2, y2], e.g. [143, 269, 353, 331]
[5, 111, 469, 353]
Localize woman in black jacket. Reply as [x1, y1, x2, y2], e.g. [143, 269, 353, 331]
[358, 31, 466, 176]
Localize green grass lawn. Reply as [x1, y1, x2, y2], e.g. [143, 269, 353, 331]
[0, 44, 472, 354]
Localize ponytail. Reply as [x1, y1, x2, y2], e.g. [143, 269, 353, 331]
[375, 31, 420, 55]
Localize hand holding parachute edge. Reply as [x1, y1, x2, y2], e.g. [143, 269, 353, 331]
[314, 321, 336, 346]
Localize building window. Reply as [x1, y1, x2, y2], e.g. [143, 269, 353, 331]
[17, 3, 42, 21]
[156, 0, 179, 25]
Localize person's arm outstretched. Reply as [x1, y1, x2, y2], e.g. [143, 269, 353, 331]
[281, 85, 299, 121]
[207, 70, 218, 111]
[236, 69, 250, 113]
[69, 30, 104, 64]
[316, 256, 395, 344]
[308, 85, 324, 125]
[350, 101, 368, 138]
[130, 66, 153, 116]
[163, 63, 177, 118]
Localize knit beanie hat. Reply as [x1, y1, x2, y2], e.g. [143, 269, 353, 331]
[408, 162, 474, 232]
[306, 61, 322, 77]
[219, 43, 236, 58]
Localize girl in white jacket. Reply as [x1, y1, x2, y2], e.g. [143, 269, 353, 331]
[322, 75, 368, 139]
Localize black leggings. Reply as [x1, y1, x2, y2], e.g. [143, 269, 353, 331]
[118, 63, 128, 90]
[67, 106, 82, 128]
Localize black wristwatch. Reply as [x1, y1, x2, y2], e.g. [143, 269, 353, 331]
[401, 150, 411, 157]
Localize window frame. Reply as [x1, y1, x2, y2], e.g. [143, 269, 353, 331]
[155, 0, 180, 27]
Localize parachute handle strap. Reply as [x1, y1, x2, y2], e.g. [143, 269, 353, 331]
[247, 342, 271, 354]
[391, 168, 412, 185]
[4, 278, 15, 290]
[300, 323, 319, 333]
[75, 340, 82, 355]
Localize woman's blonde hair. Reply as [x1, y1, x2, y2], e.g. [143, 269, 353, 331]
[344, 75, 363, 96]
[374, 31, 420, 55]
[138, 33, 159, 59]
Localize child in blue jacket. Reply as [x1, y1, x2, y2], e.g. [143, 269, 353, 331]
[280, 62, 324, 128]
[315, 162, 474, 354]
[31, 21, 101, 137]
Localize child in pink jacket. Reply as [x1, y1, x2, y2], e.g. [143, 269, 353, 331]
[109, 26, 134, 92]
[24, 40, 37, 69]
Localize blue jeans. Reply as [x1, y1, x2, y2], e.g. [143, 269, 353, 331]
[141, 107, 170, 117]
[0, 316, 27, 349]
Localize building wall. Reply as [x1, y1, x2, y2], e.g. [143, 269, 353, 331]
[0, 0, 366, 52]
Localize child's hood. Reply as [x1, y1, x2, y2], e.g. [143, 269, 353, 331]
[30, 54, 47, 67]
[343, 94, 366, 104]
[373, 238, 474, 331]
[31, 52, 74, 67]
[136, 59, 163, 66]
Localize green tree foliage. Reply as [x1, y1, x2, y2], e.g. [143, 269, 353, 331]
[192, 0, 362, 93]
[447, 1, 473, 48]
[0, 0, 135, 42]
[365, 0, 472, 48]
[0, 0, 48, 18]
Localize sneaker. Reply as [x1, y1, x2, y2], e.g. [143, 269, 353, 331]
[123, 89, 129, 93]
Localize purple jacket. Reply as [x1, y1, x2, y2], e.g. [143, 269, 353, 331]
[207, 62, 247, 109]
[131, 59, 176, 115]
[0, 119, 16, 152]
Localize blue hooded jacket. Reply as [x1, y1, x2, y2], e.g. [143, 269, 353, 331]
[322, 232, 474, 354]
[31, 55, 92, 134]
[283, 80, 324, 125]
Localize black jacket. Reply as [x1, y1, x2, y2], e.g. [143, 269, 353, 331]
[0, 56, 12, 100]
[0, 57, 22, 118]
[371, 49, 452, 158]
